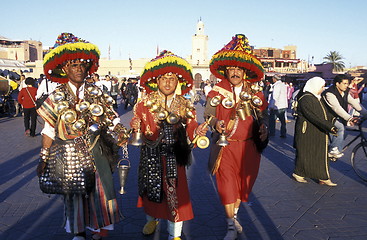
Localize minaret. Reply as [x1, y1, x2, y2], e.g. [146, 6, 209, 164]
[191, 19, 208, 66]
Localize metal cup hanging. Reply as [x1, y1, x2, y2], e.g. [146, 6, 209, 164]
[117, 159, 131, 194]
[129, 129, 143, 146]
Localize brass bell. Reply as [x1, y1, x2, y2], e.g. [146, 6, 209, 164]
[167, 113, 179, 124]
[52, 92, 65, 103]
[72, 119, 86, 131]
[210, 95, 222, 107]
[252, 96, 263, 107]
[61, 109, 77, 124]
[89, 104, 104, 116]
[76, 101, 90, 112]
[129, 129, 143, 146]
[222, 97, 234, 109]
[239, 91, 252, 101]
[216, 133, 229, 147]
[117, 159, 131, 194]
[55, 101, 69, 114]
[157, 110, 169, 121]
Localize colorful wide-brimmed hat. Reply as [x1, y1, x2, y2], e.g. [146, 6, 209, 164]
[43, 33, 100, 83]
[140, 50, 193, 94]
[210, 34, 264, 82]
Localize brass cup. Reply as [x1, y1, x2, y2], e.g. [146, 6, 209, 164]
[145, 99, 153, 108]
[89, 104, 104, 116]
[210, 95, 222, 107]
[237, 101, 252, 120]
[106, 96, 115, 105]
[167, 113, 179, 124]
[150, 104, 160, 113]
[239, 91, 252, 101]
[76, 101, 90, 112]
[222, 97, 234, 109]
[52, 92, 65, 103]
[61, 109, 77, 124]
[157, 110, 169, 121]
[72, 119, 86, 131]
[252, 96, 263, 107]
[88, 86, 102, 97]
[55, 101, 69, 114]
[236, 108, 247, 120]
[196, 136, 210, 149]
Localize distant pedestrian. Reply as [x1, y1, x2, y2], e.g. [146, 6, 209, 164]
[348, 77, 364, 116]
[268, 74, 288, 138]
[293, 77, 338, 186]
[124, 78, 138, 109]
[18, 77, 37, 137]
[110, 77, 119, 109]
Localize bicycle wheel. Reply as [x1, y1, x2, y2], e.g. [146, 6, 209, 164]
[351, 142, 367, 181]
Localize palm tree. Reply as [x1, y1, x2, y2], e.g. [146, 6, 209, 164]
[323, 51, 345, 72]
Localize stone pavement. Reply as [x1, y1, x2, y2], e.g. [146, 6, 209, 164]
[1, 98, 367, 240]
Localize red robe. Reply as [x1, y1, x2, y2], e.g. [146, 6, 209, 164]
[131, 92, 198, 222]
[207, 80, 268, 205]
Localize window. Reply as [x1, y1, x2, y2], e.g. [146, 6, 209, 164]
[268, 50, 273, 57]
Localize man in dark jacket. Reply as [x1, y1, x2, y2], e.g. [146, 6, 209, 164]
[322, 74, 367, 159]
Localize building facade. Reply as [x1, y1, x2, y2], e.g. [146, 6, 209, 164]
[1, 22, 312, 85]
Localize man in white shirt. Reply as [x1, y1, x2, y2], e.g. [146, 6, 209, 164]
[268, 74, 288, 138]
[36, 76, 59, 99]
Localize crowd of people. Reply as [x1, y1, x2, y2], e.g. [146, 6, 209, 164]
[2, 31, 365, 240]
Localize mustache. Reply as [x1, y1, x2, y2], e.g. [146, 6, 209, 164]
[230, 75, 241, 79]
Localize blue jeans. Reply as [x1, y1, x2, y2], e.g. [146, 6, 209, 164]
[329, 119, 345, 152]
[269, 108, 287, 137]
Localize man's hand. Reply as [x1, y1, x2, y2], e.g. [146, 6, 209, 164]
[36, 162, 47, 177]
[195, 122, 209, 136]
[130, 117, 141, 131]
[215, 120, 226, 133]
[348, 116, 361, 126]
[259, 123, 268, 142]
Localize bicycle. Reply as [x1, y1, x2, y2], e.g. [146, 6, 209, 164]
[0, 92, 21, 117]
[333, 118, 367, 181]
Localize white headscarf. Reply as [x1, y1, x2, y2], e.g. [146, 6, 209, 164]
[303, 77, 325, 99]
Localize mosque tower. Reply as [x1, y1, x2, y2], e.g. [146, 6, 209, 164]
[190, 19, 208, 66]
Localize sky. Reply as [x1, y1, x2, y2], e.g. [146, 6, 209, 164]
[2, 0, 367, 67]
